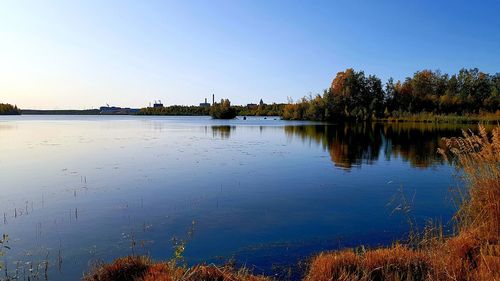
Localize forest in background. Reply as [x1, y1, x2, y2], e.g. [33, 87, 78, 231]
[283, 68, 500, 122]
[138, 68, 499, 121]
[4, 68, 499, 120]
[137, 103, 286, 117]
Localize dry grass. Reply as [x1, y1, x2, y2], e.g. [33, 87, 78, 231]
[83, 256, 272, 281]
[305, 125, 500, 281]
[83, 256, 150, 281]
[377, 111, 500, 124]
[304, 244, 432, 281]
[440, 125, 500, 242]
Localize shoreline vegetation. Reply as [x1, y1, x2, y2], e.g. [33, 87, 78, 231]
[0, 103, 21, 115]
[21, 109, 100, 115]
[282, 68, 499, 123]
[4, 67, 500, 123]
[136, 102, 286, 117]
[374, 112, 500, 124]
[209, 99, 237, 119]
[6, 68, 500, 123]
[84, 125, 499, 281]
[15, 109, 500, 124]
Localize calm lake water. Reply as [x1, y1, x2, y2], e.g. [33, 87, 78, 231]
[0, 116, 468, 280]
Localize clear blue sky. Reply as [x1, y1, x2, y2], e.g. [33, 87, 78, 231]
[1, 0, 499, 109]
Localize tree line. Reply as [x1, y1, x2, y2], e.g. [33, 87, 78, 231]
[138, 102, 286, 117]
[137, 105, 211, 116]
[0, 103, 20, 115]
[237, 103, 286, 116]
[282, 68, 500, 121]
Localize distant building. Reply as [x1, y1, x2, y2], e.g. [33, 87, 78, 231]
[100, 105, 139, 115]
[200, 98, 211, 107]
[247, 99, 265, 108]
[153, 100, 164, 108]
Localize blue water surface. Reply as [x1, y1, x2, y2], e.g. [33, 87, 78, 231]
[0, 116, 465, 280]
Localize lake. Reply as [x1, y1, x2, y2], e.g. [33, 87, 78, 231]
[0, 116, 467, 280]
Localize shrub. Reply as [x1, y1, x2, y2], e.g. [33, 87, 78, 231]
[210, 99, 237, 119]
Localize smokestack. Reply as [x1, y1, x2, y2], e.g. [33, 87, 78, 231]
[205, 98, 207, 103]
[212, 94, 215, 105]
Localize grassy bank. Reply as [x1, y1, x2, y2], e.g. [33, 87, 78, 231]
[83, 257, 271, 281]
[84, 126, 499, 281]
[375, 111, 500, 124]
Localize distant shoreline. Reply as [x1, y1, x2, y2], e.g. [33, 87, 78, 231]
[9, 109, 500, 125]
[21, 109, 101, 115]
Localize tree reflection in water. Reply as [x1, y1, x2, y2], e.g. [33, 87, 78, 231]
[285, 122, 481, 170]
[211, 125, 234, 139]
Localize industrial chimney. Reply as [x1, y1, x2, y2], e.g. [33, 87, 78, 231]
[212, 94, 215, 105]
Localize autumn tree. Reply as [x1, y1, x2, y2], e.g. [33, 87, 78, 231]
[210, 99, 237, 119]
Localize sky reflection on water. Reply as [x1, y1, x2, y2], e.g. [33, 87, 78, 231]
[0, 116, 466, 280]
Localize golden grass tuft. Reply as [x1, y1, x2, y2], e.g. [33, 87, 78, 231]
[304, 238, 496, 280]
[83, 256, 272, 281]
[83, 256, 151, 281]
[304, 244, 432, 281]
[440, 125, 500, 243]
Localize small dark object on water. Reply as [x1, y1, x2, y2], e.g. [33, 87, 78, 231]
[243, 116, 246, 120]
[264, 117, 267, 119]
